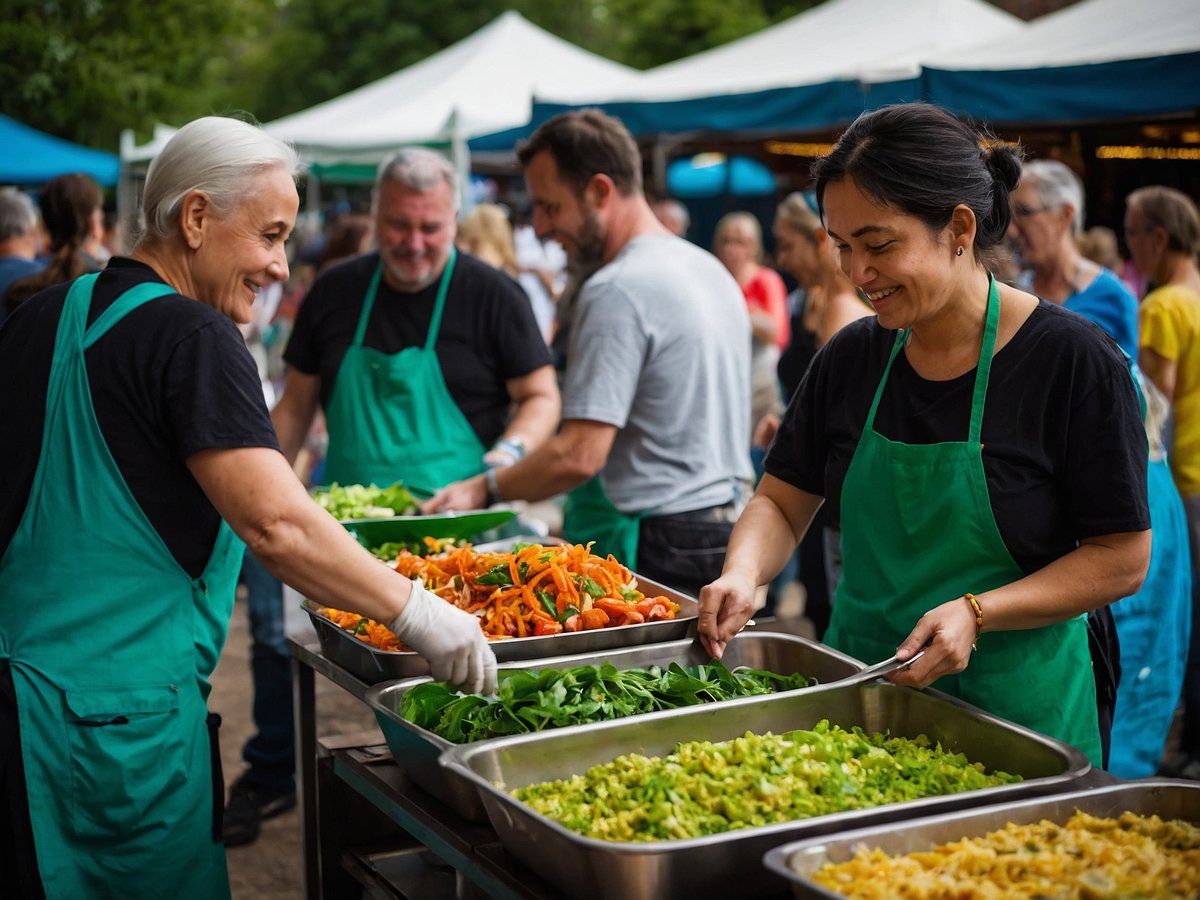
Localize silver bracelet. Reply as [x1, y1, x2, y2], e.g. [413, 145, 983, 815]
[485, 466, 502, 503]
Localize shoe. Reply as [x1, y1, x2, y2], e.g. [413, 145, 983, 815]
[222, 774, 297, 847]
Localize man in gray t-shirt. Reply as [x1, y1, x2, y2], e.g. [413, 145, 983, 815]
[428, 110, 752, 596]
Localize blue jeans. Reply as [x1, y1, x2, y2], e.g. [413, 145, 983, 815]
[238, 551, 294, 795]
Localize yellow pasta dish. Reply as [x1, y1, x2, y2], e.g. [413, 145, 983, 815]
[809, 811, 1200, 898]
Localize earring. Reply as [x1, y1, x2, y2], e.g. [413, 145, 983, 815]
[956, 246, 964, 257]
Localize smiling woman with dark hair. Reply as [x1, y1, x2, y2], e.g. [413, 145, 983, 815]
[700, 103, 1150, 769]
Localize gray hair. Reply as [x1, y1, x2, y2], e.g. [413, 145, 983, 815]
[140, 116, 301, 242]
[374, 148, 459, 211]
[1021, 159, 1085, 234]
[0, 188, 38, 241]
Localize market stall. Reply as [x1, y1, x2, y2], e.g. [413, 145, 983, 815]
[287, 529, 1194, 900]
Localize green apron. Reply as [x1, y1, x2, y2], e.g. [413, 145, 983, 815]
[825, 276, 1102, 766]
[321, 248, 486, 489]
[0, 273, 243, 898]
[563, 476, 642, 566]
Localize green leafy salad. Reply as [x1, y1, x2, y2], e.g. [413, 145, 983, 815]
[513, 721, 1022, 842]
[399, 661, 817, 743]
[312, 482, 420, 521]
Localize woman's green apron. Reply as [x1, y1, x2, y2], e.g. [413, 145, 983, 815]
[0, 274, 242, 897]
[825, 276, 1102, 765]
[321, 248, 486, 490]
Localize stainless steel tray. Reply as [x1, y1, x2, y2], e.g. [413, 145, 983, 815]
[366, 631, 864, 821]
[302, 574, 699, 685]
[439, 682, 1091, 900]
[764, 779, 1200, 899]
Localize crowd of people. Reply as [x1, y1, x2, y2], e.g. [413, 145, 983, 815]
[0, 101, 1197, 895]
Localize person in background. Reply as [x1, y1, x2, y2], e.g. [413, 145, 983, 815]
[1010, 159, 1138, 358]
[1128, 185, 1200, 781]
[652, 197, 690, 239]
[0, 188, 43, 325]
[714, 211, 789, 435]
[700, 103, 1150, 768]
[428, 109, 753, 598]
[768, 192, 874, 634]
[1011, 162, 1188, 777]
[5, 173, 105, 314]
[0, 116, 495, 899]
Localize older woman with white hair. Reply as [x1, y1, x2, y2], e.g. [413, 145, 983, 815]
[1009, 158, 1139, 358]
[0, 117, 495, 899]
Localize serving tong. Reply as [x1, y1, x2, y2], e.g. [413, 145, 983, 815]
[837, 648, 927, 687]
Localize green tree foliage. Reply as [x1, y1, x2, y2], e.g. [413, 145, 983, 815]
[3, 0, 822, 150]
[1, 0, 274, 151]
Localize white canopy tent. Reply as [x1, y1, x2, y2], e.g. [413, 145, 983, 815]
[922, 0, 1200, 122]
[529, 0, 1025, 136]
[262, 10, 640, 167]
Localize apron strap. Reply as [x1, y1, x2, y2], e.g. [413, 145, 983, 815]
[352, 261, 385, 347]
[968, 275, 1001, 444]
[82, 280, 178, 349]
[863, 274, 1001, 441]
[352, 249, 459, 352]
[423, 247, 457, 352]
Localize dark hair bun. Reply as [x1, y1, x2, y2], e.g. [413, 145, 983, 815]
[984, 144, 1023, 194]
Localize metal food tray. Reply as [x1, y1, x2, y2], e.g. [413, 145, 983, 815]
[366, 631, 864, 822]
[439, 682, 1091, 900]
[302, 574, 699, 685]
[764, 779, 1200, 899]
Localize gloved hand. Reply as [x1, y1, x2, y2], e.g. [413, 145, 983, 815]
[390, 581, 497, 695]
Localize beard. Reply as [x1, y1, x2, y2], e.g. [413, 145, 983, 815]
[567, 205, 607, 281]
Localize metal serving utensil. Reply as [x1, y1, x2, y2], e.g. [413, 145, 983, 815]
[838, 648, 927, 688]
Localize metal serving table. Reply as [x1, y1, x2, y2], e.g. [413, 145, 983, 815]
[290, 634, 1120, 900]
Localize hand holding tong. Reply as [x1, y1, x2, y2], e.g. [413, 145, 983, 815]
[839, 648, 927, 687]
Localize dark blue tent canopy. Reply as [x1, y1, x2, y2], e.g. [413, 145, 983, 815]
[0, 115, 119, 187]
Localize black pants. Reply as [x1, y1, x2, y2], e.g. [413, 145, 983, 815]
[635, 501, 741, 599]
[0, 665, 46, 899]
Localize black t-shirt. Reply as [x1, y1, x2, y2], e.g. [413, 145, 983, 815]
[0, 258, 280, 578]
[285, 251, 552, 448]
[765, 301, 1150, 575]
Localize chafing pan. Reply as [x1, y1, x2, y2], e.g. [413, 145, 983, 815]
[366, 631, 864, 821]
[764, 778, 1200, 899]
[438, 682, 1091, 900]
[302, 573, 698, 685]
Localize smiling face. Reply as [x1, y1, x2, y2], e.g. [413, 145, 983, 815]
[375, 178, 457, 293]
[523, 150, 606, 273]
[192, 165, 297, 324]
[823, 176, 962, 331]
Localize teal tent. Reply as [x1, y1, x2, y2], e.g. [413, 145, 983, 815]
[0, 115, 119, 186]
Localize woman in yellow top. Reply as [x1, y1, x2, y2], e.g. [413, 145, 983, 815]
[1127, 184, 1200, 779]
[700, 103, 1151, 766]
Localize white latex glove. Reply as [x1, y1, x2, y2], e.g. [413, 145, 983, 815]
[390, 581, 497, 695]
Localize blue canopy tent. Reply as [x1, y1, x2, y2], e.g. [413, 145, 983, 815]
[0, 115, 119, 186]
[922, 0, 1200, 123]
[519, 0, 1022, 140]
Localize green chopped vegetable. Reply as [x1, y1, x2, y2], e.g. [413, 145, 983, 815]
[513, 721, 1023, 842]
[369, 538, 469, 561]
[312, 482, 419, 520]
[399, 661, 818, 743]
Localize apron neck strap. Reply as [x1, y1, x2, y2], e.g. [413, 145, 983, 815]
[353, 248, 459, 350]
[423, 247, 457, 352]
[865, 273, 1001, 443]
[82, 279, 177, 349]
